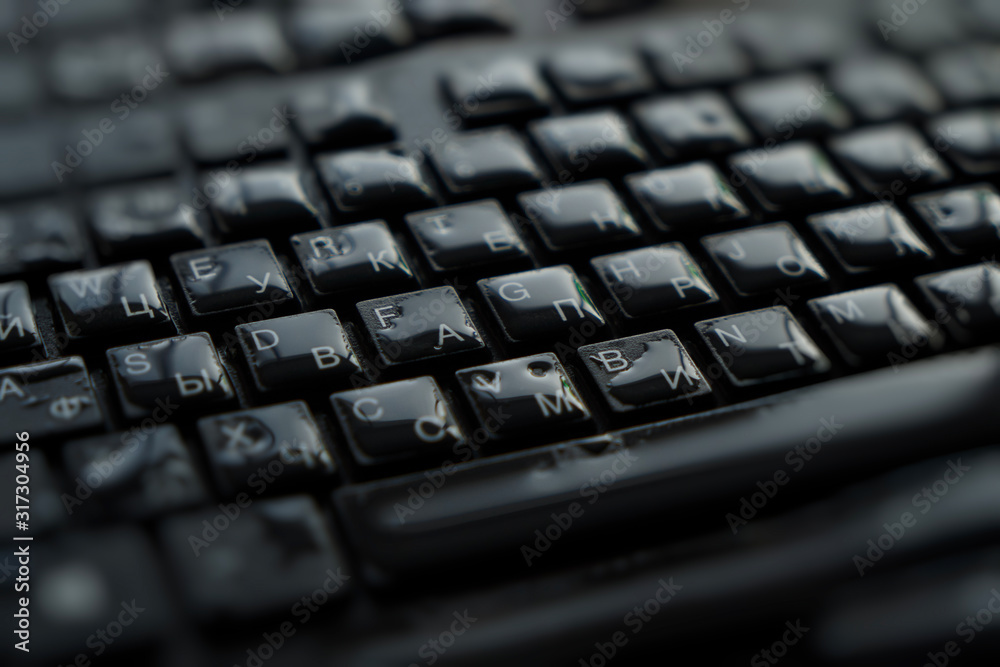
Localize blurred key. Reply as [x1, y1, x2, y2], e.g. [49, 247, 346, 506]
[729, 141, 853, 211]
[928, 109, 1000, 175]
[182, 95, 294, 165]
[0, 357, 104, 440]
[519, 180, 640, 251]
[405, 0, 513, 38]
[0, 121, 60, 199]
[873, 0, 965, 53]
[289, 1, 414, 66]
[68, 109, 179, 185]
[0, 203, 86, 278]
[927, 44, 1000, 105]
[430, 127, 544, 195]
[910, 184, 1000, 253]
[702, 223, 828, 296]
[917, 264, 1000, 342]
[206, 164, 328, 239]
[0, 281, 39, 353]
[48, 33, 165, 103]
[627, 163, 749, 233]
[642, 25, 751, 88]
[293, 78, 397, 149]
[406, 200, 529, 272]
[736, 13, 870, 71]
[633, 92, 752, 160]
[317, 148, 439, 214]
[530, 110, 651, 180]
[809, 284, 944, 366]
[732, 73, 852, 141]
[830, 55, 943, 123]
[292, 222, 416, 296]
[198, 402, 336, 497]
[546, 47, 654, 107]
[809, 204, 934, 272]
[445, 59, 553, 127]
[830, 124, 952, 192]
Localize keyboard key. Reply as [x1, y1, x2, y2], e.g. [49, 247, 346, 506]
[829, 55, 943, 123]
[107, 333, 236, 419]
[642, 25, 751, 88]
[728, 142, 853, 211]
[171, 240, 297, 317]
[518, 180, 641, 251]
[445, 58, 553, 127]
[873, 0, 964, 53]
[809, 204, 934, 272]
[0, 204, 86, 278]
[68, 109, 179, 185]
[696, 307, 830, 386]
[49, 261, 174, 340]
[927, 44, 1000, 105]
[430, 127, 544, 195]
[160, 496, 350, 621]
[49, 32, 159, 101]
[579, 330, 710, 412]
[627, 163, 749, 233]
[479, 266, 606, 342]
[198, 402, 336, 497]
[293, 77, 397, 148]
[288, 2, 414, 66]
[830, 124, 952, 192]
[88, 181, 207, 260]
[910, 184, 1000, 253]
[736, 13, 869, 71]
[809, 285, 944, 366]
[237, 310, 363, 392]
[632, 92, 752, 160]
[182, 95, 293, 164]
[358, 286, 485, 365]
[732, 73, 852, 141]
[928, 110, 1000, 175]
[206, 164, 328, 239]
[165, 10, 296, 81]
[591, 243, 718, 318]
[0, 282, 39, 353]
[317, 148, 439, 214]
[529, 110, 651, 180]
[0, 121, 60, 200]
[455, 353, 592, 440]
[405, 0, 513, 37]
[917, 264, 1000, 341]
[62, 425, 207, 519]
[702, 223, 828, 296]
[545, 47, 654, 106]
[406, 200, 529, 272]
[292, 222, 417, 296]
[0, 357, 103, 440]
[331, 376, 466, 465]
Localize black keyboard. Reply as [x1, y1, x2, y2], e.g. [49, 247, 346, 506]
[3, 0, 1000, 665]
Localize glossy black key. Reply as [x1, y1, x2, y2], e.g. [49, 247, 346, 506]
[160, 496, 350, 621]
[207, 164, 328, 239]
[479, 266, 605, 343]
[445, 58, 553, 127]
[88, 180, 207, 260]
[627, 163, 749, 233]
[405, 0, 513, 37]
[0, 204, 86, 278]
[237, 310, 363, 392]
[809, 204, 934, 272]
[728, 142, 853, 211]
[172, 240, 297, 317]
[696, 307, 830, 386]
[49, 261, 173, 339]
[917, 264, 1000, 341]
[165, 10, 295, 81]
[0, 357, 103, 440]
[293, 77, 397, 148]
[62, 425, 207, 519]
[927, 44, 1000, 105]
[911, 184, 1000, 253]
[529, 111, 651, 180]
[292, 222, 416, 296]
[182, 95, 293, 164]
[107, 333, 236, 419]
[198, 402, 336, 497]
[331, 376, 466, 465]
[829, 124, 952, 192]
[810, 285, 944, 366]
[358, 286, 484, 365]
[546, 47, 654, 106]
[456, 353, 591, 441]
[703, 223, 828, 296]
[317, 148, 439, 214]
[430, 127, 544, 195]
[288, 3, 413, 66]
[518, 180, 640, 251]
[591, 243, 718, 318]
[406, 200, 529, 271]
[0, 282, 39, 353]
[873, 0, 964, 53]
[633, 92, 752, 160]
[732, 73, 852, 141]
[68, 109, 179, 185]
[579, 330, 710, 412]
[642, 25, 752, 88]
[928, 110, 1000, 175]
[829, 55, 943, 123]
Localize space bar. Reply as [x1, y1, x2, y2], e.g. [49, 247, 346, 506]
[335, 347, 1000, 579]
